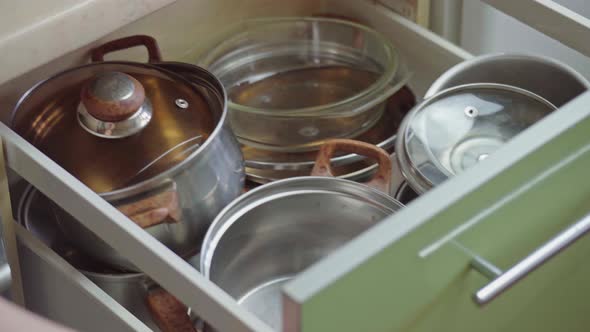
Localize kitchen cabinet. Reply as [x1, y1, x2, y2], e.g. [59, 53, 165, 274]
[0, 0, 588, 331]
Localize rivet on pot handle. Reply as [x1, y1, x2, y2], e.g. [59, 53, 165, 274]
[311, 139, 393, 193]
[91, 35, 163, 63]
[146, 288, 197, 332]
[117, 188, 181, 229]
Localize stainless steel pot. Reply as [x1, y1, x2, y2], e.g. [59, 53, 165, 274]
[425, 53, 590, 107]
[200, 139, 404, 330]
[18, 186, 199, 332]
[11, 36, 244, 271]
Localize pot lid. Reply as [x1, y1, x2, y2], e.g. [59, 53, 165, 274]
[12, 63, 217, 193]
[397, 83, 556, 193]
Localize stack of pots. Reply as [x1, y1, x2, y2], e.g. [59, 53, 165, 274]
[13, 16, 588, 332]
[198, 17, 415, 186]
[11, 29, 411, 331]
[11, 36, 245, 331]
[11, 36, 244, 272]
[393, 53, 590, 203]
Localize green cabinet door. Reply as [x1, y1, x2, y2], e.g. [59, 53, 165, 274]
[284, 93, 590, 332]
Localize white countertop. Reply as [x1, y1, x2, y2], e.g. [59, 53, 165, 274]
[0, 0, 176, 85]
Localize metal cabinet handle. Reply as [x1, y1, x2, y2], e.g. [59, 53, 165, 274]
[470, 213, 590, 306]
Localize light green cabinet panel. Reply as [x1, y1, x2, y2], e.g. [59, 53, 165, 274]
[404, 144, 590, 332]
[405, 237, 590, 332]
[287, 96, 590, 332]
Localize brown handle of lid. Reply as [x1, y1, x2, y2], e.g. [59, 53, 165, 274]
[91, 35, 163, 63]
[117, 190, 181, 229]
[146, 288, 197, 332]
[311, 139, 392, 193]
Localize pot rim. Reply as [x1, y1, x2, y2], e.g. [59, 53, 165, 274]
[199, 176, 404, 277]
[424, 52, 590, 100]
[198, 16, 399, 117]
[10, 61, 229, 201]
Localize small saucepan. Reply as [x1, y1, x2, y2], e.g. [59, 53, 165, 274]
[200, 139, 404, 330]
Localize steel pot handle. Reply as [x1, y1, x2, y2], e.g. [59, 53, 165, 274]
[116, 188, 181, 229]
[91, 35, 163, 63]
[311, 139, 392, 193]
[146, 288, 197, 332]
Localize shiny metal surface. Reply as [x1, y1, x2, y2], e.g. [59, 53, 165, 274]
[0, 238, 9, 296]
[12, 62, 244, 271]
[201, 177, 404, 330]
[77, 71, 153, 139]
[472, 213, 590, 306]
[77, 99, 153, 139]
[396, 83, 556, 194]
[89, 72, 137, 101]
[126, 135, 202, 185]
[237, 277, 289, 330]
[470, 254, 502, 280]
[17, 186, 199, 331]
[199, 17, 402, 151]
[425, 53, 590, 107]
[0, 215, 9, 296]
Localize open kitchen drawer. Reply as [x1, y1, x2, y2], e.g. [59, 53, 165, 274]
[1, 0, 590, 331]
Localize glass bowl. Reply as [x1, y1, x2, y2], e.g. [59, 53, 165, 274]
[199, 17, 401, 151]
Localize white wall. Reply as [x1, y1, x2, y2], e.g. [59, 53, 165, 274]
[460, 0, 590, 78]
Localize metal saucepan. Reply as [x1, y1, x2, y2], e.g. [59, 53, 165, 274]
[200, 139, 404, 330]
[18, 186, 199, 332]
[425, 53, 590, 107]
[11, 35, 244, 271]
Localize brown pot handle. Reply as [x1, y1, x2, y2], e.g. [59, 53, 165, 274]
[146, 288, 197, 332]
[117, 189, 181, 229]
[91, 35, 162, 63]
[311, 139, 392, 193]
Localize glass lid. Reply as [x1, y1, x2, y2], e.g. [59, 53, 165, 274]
[11, 63, 216, 194]
[398, 83, 556, 193]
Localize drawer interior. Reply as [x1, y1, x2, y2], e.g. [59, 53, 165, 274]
[2, 0, 473, 331]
